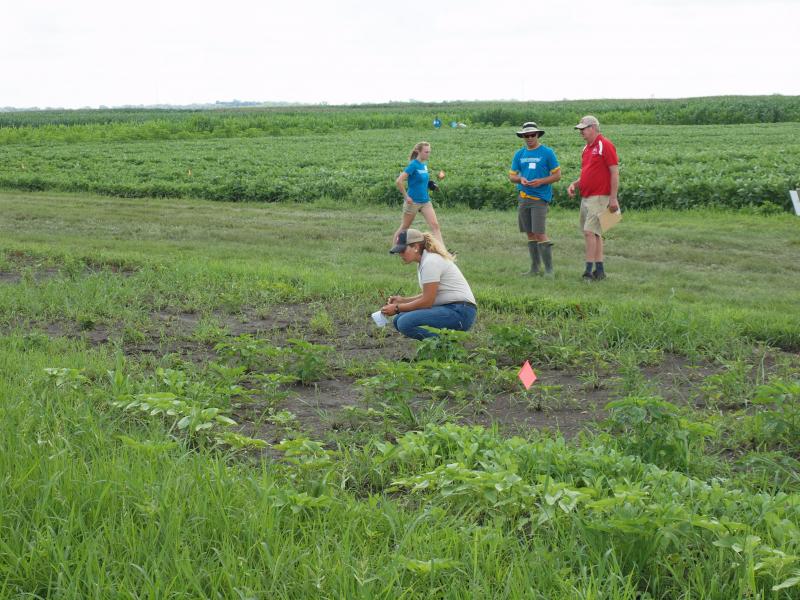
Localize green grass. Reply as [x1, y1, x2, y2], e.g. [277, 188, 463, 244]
[2, 191, 800, 598]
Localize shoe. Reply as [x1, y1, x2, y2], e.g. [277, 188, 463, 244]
[522, 269, 543, 277]
[582, 272, 594, 282]
[592, 271, 606, 281]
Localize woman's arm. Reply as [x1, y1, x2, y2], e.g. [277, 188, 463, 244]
[395, 172, 412, 203]
[382, 283, 438, 316]
[388, 293, 422, 304]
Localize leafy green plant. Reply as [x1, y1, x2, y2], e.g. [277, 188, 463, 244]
[604, 396, 716, 471]
[110, 391, 237, 433]
[267, 409, 299, 430]
[414, 327, 471, 362]
[700, 359, 754, 408]
[309, 309, 335, 336]
[357, 361, 424, 407]
[489, 324, 545, 363]
[214, 431, 269, 450]
[750, 379, 800, 450]
[44, 367, 89, 389]
[253, 372, 298, 409]
[274, 437, 336, 494]
[279, 338, 333, 384]
[214, 334, 277, 370]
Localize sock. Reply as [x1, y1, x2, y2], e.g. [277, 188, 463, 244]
[594, 261, 604, 273]
[584, 262, 593, 274]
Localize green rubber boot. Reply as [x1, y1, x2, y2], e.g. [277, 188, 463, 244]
[522, 241, 542, 276]
[540, 241, 554, 278]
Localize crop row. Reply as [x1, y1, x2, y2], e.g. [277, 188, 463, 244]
[2, 123, 798, 210]
[1, 95, 799, 144]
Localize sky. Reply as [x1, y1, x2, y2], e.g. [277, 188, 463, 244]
[4, 0, 799, 109]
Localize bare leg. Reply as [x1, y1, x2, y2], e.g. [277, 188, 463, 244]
[419, 203, 443, 245]
[394, 208, 417, 243]
[584, 231, 602, 261]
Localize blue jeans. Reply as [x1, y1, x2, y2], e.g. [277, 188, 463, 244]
[393, 303, 477, 340]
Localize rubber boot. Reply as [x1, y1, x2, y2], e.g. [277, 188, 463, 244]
[540, 241, 554, 278]
[522, 241, 541, 276]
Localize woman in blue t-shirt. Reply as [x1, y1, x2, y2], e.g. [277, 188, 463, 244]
[394, 141, 445, 246]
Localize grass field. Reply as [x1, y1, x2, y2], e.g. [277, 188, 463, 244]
[2, 190, 800, 598]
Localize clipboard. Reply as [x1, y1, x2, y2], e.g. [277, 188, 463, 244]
[599, 209, 622, 233]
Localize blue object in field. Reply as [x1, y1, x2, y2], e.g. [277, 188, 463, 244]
[450, 121, 457, 128]
[433, 118, 441, 129]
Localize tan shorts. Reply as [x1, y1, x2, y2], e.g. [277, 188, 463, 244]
[580, 195, 610, 236]
[403, 200, 430, 215]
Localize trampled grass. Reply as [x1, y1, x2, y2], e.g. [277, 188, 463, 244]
[2, 191, 800, 598]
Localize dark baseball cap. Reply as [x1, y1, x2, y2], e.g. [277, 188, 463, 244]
[389, 228, 425, 254]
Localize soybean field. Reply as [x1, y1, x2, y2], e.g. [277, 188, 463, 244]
[2, 97, 799, 210]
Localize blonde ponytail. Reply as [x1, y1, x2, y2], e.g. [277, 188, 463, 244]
[422, 232, 454, 261]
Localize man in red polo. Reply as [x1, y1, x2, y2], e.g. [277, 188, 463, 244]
[567, 115, 620, 281]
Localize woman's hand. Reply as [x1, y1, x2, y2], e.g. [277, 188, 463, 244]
[380, 303, 400, 316]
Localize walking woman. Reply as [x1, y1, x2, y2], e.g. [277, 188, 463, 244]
[394, 142, 445, 245]
[381, 229, 477, 340]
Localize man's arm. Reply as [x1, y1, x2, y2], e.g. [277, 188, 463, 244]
[567, 171, 581, 198]
[608, 165, 620, 211]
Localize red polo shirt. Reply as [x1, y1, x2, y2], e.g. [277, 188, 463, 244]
[579, 134, 618, 197]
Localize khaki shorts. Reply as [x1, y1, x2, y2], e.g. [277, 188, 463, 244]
[403, 200, 430, 215]
[580, 195, 610, 236]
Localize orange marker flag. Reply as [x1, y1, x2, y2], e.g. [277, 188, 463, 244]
[518, 360, 537, 390]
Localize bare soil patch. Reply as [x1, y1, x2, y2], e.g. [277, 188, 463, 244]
[8, 298, 784, 443]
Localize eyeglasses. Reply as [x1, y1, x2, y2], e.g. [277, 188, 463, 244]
[522, 134, 539, 139]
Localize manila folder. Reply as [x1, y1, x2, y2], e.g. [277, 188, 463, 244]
[599, 209, 622, 233]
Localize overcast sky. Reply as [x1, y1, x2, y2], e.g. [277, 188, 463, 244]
[4, 0, 799, 109]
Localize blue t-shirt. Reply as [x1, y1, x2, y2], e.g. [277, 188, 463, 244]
[510, 145, 560, 202]
[404, 159, 430, 202]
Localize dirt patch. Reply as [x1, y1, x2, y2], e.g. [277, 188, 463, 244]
[0, 271, 21, 284]
[9, 300, 788, 444]
[0, 251, 138, 285]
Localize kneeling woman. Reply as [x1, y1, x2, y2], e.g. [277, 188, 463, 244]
[381, 229, 477, 340]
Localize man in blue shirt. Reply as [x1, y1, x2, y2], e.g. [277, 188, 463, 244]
[509, 122, 561, 277]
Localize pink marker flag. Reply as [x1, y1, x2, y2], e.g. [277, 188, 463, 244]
[518, 360, 537, 390]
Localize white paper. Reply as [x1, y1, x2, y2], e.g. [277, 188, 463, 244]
[371, 310, 389, 327]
